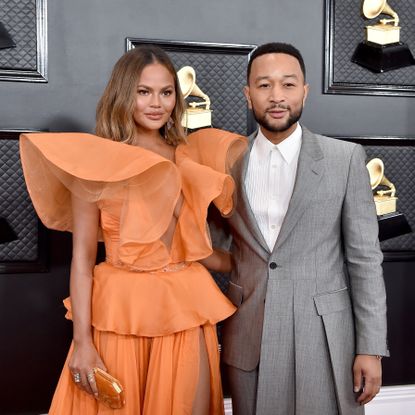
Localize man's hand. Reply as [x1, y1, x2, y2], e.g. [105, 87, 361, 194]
[353, 354, 382, 405]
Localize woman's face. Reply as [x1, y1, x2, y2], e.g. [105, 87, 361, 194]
[133, 62, 176, 134]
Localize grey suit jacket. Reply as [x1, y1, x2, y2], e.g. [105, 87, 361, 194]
[221, 127, 389, 414]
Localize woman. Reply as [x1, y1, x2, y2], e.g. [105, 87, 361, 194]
[20, 45, 246, 414]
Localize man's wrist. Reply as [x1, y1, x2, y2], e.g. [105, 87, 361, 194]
[356, 354, 383, 360]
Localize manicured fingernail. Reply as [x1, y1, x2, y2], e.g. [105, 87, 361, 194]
[354, 386, 359, 392]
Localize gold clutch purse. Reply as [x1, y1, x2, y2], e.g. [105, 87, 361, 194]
[93, 367, 125, 409]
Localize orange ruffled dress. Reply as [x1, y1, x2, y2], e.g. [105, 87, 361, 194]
[19, 128, 247, 415]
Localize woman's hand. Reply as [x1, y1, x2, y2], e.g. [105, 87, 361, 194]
[199, 248, 233, 273]
[69, 195, 103, 396]
[68, 341, 107, 397]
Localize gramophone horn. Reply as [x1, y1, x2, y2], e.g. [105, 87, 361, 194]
[177, 66, 196, 99]
[177, 66, 211, 110]
[366, 157, 396, 197]
[363, 0, 399, 25]
[366, 157, 384, 189]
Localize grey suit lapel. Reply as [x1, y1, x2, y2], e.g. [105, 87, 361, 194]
[235, 131, 270, 256]
[273, 127, 324, 251]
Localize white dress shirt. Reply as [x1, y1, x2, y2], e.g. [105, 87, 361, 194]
[245, 124, 302, 251]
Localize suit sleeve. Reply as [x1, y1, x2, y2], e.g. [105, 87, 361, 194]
[342, 144, 389, 357]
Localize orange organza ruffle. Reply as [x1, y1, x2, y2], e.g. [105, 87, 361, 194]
[19, 130, 247, 269]
[63, 261, 236, 337]
[176, 128, 248, 216]
[19, 132, 181, 240]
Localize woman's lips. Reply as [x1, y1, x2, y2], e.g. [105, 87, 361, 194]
[145, 112, 164, 120]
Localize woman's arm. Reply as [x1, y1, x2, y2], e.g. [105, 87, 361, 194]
[68, 194, 105, 397]
[199, 248, 233, 273]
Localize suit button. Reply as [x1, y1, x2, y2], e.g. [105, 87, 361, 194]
[269, 262, 277, 269]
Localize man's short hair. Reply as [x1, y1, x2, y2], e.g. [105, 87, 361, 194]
[247, 42, 306, 82]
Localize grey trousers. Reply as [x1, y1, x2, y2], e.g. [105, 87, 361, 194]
[224, 363, 341, 415]
[225, 364, 258, 415]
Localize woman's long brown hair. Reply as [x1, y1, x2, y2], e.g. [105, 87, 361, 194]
[96, 45, 186, 146]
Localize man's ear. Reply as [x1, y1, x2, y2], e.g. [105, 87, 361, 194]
[243, 85, 252, 109]
[302, 83, 309, 107]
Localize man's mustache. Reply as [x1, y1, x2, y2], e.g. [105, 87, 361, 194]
[266, 104, 290, 111]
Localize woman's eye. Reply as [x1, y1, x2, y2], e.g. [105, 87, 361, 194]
[162, 90, 173, 96]
[137, 89, 149, 95]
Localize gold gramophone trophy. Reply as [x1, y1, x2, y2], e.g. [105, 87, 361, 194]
[367, 158, 397, 215]
[366, 157, 411, 241]
[352, 0, 415, 72]
[177, 66, 212, 129]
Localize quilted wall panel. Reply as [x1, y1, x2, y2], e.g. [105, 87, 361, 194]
[333, 0, 415, 85]
[128, 39, 256, 136]
[326, 0, 415, 94]
[167, 51, 250, 135]
[0, 0, 47, 82]
[0, 136, 39, 262]
[0, 0, 37, 70]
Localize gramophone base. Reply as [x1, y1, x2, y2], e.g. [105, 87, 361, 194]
[378, 212, 412, 242]
[374, 195, 397, 216]
[352, 41, 415, 73]
[182, 109, 212, 130]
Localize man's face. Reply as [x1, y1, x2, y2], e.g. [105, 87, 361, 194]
[244, 53, 309, 143]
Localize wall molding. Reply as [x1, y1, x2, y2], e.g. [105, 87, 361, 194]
[225, 385, 415, 414]
[366, 384, 415, 415]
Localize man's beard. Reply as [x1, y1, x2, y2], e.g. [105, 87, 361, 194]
[252, 104, 303, 133]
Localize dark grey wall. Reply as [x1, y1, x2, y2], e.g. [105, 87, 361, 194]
[0, 1, 414, 413]
[1, 0, 414, 136]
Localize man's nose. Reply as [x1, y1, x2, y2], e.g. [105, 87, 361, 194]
[269, 86, 285, 103]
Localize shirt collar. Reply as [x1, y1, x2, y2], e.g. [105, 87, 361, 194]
[255, 123, 302, 164]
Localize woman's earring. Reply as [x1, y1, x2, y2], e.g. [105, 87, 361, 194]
[166, 117, 174, 130]
[164, 117, 174, 139]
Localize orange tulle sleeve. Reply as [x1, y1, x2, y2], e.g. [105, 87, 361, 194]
[176, 128, 247, 217]
[19, 133, 181, 243]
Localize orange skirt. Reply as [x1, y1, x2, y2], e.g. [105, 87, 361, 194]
[49, 261, 234, 414]
[49, 324, 224, 414]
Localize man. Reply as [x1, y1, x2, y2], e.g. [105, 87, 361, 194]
[221, 42, 389, 415]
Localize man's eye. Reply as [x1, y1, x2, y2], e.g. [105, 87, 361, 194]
[258, 83, 270, 88]
[284, 83, 296, 88]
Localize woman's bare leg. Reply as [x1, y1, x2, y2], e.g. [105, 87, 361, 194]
[192, 328, 211, 415]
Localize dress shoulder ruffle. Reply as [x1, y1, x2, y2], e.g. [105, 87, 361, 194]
[19, 133, 181, 240]
[178, 128, 247, 175]
[176, 128, 247, 216]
